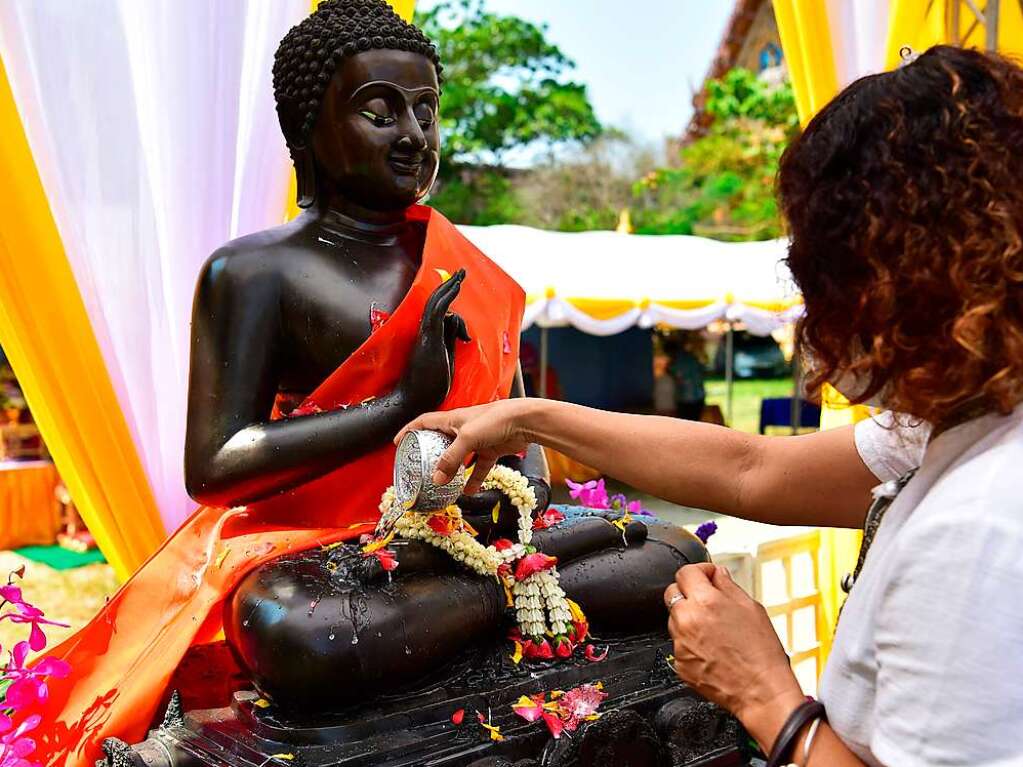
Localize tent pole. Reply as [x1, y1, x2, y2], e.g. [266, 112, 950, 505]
[539, 326, 549, 399]
[725, 323, 735, 426]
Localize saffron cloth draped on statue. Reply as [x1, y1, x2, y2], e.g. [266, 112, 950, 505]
[35, 207, 525, 766]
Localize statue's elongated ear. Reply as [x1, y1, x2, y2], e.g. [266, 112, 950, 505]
[291, 144, 318, 209]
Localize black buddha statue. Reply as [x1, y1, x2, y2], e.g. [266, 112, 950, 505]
[171, 0, 720, 757]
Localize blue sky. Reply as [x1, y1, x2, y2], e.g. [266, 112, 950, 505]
[418, 0, 734, 149]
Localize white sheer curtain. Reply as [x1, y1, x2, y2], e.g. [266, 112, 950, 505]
[0, 0, 307, 532]
[825, 0, 891, 87]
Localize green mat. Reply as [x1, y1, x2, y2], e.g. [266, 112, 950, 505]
[13, 545, 107, 570]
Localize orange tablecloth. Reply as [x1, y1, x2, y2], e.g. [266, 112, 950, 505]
[0, 460, 61, 549]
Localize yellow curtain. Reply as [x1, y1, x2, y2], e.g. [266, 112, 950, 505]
[886, 0, 1023, 69]
[773, 2, 865, 664]
[772, 0, 840, 126]
[0, 57, 165, 581]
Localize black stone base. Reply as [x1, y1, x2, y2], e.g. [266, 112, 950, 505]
[101, 634, 752, 767]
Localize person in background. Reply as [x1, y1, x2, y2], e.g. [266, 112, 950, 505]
[668, 330, 706, 421]
[652, 350, 677, 416]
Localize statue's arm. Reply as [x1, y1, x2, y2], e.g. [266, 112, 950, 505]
[183, 250, 451, 507]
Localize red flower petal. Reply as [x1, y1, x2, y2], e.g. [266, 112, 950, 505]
[584, 644, 609, 662]
[514, 553, 558, 581]
[542, 712, 565, 739]
[427, 514, 456, 537]
[369, 303, 391, 333]
[492, 538, 514, 551]
[555, 638, 573, 659]
[451, 708, 465, 725]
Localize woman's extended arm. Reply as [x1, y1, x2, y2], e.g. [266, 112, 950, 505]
[399, 398, 878, 529]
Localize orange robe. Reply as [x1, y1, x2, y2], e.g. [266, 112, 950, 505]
[35, 206, 525, 766]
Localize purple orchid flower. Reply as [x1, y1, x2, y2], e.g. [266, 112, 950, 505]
[695, 520, 718, 544]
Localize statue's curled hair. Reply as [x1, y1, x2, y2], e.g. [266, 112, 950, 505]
[272, 0, 442, 147]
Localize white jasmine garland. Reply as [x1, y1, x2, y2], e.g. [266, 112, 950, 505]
[372, 466, 583, 648]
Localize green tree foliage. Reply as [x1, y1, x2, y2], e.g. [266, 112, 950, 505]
[416, 0, 602, 223]
[632, 68, 799, 240]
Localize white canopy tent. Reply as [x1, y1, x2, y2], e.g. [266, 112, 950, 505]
[458, 225, 804, 424]
[459, 225, 802, 336]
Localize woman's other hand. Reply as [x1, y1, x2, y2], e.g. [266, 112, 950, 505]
[664, 563, 806, 752]
[395, 399, 534, 495]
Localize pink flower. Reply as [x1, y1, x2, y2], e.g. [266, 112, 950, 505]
[491, 538, 514, 551]
[584, 644, 609, 662]
[565, 478, 609, 510]
[511, 694, 546, 723]
[514, 553, 557, 581]
[558, 684, 608, 730]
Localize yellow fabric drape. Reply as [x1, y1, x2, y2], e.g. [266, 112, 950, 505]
[773, 0, 840, 127]
[886, 0, 1023, 69]
[0, 57, 165, 581]
[773, 2, 864, 666]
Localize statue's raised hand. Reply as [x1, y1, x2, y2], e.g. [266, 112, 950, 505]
[399, 268, 471, 414]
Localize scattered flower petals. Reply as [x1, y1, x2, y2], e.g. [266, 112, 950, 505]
[476, 711, 504, 741]
[288, 401, 323, 418]
[532, 507, 566, 531]
[542, 711, 565, 739]
[510, 639, 524, 665]
[369, 548, 398, 572]
[584, 644, 609, 662]
[491, 502, 501, 524]
[512, 695, 545, 723]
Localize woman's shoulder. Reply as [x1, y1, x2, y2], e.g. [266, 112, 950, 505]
[899, 406, 1023, 540]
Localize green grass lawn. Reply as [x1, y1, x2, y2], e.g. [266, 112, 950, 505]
[705, 377, 796, 434]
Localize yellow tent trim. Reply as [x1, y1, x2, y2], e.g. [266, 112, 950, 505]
[0, 56, 165, 581]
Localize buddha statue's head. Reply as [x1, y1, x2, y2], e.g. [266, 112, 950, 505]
[273, 0, 442, 214]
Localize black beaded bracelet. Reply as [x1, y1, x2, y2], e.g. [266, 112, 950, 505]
[765, 699, 826, 767]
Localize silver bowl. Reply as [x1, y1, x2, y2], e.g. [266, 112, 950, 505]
[393, 429, 467, 512]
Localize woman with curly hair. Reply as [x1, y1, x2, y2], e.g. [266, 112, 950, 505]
[401, 45, 1023, 766]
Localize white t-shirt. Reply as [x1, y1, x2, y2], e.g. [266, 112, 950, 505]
[819, 407, 1023, 766]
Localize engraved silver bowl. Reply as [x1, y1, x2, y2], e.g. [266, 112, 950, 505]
[393, 429, 466, 512]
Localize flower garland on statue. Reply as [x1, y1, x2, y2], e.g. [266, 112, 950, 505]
[365, 465, 588, 661]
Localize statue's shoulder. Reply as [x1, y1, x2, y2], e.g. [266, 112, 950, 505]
[197, 219, 308, 295]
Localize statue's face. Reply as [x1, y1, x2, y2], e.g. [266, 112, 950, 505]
[312, 48, 440, 212]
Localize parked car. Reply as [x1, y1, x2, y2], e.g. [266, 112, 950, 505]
[713, 331, 790, 379]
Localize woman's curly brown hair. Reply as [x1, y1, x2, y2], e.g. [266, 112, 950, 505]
[779, 45, 1023, 424]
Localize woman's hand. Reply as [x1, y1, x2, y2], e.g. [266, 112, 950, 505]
[395, 399, 533, 495]
[664, 563, 806, 752]
[400, 269, 471, 414]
